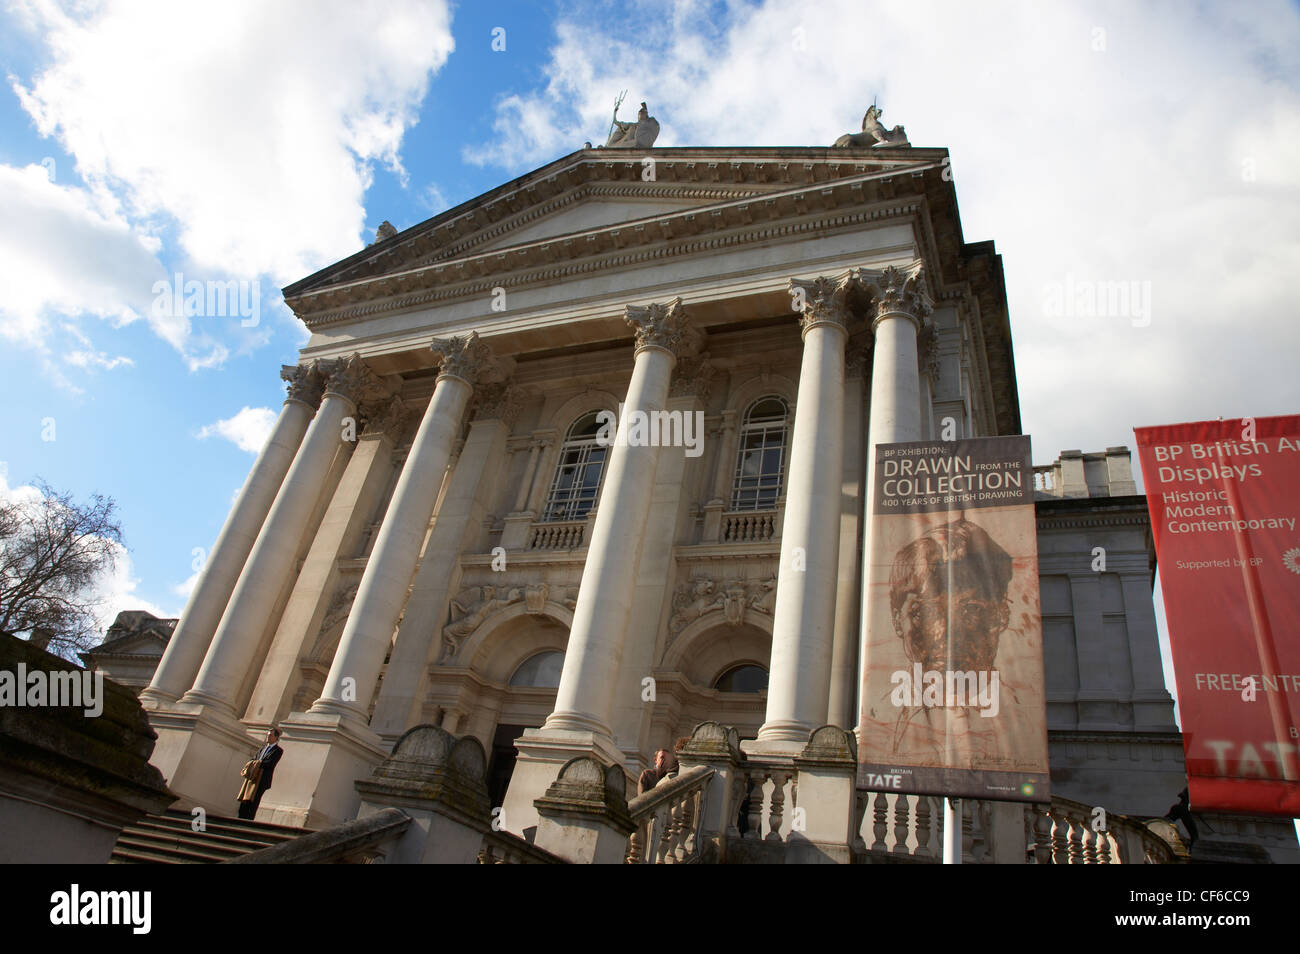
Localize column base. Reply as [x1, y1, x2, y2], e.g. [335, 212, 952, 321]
[146, 702, 262, 815]
[254, 708, 389, 829]
[745, 720, 815, 756]
[137, 686, 180, 711]
[499, 726, 628, 839]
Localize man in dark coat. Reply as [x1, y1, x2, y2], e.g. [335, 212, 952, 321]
[237, 728, 283, 820]
[637, 748, 675, 795]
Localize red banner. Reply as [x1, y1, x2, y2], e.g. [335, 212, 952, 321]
[1134, 415, 1300, 816]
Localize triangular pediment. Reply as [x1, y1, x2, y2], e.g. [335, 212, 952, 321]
[282, 146, 948, 320]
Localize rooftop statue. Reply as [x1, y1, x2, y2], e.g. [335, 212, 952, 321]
[834, 103, 910, 149]
[604, 93, 660, 149]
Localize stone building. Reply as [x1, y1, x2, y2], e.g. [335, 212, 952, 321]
[80, 611, 177, 695]
[132, 130, 1294, 861]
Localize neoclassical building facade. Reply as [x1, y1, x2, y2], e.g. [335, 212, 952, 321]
[136, 140, 1292, 858]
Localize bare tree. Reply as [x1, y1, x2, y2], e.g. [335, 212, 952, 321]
[0, 480, 123, 657]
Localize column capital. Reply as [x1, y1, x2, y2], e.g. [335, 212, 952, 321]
[321, 353, 388, 408]
[668, 353, 715, 402]
[917, 322, 941, 385]
[281, 362, 326, 408]
[430, 331, 508, 386]
[360, 395, 408, 439]
[625, 297, 701, 360]
[471, 382, 523, 426]
[789, 272, 854, 339]
[859, 261, 933, 333]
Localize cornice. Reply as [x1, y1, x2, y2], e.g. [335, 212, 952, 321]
[294, 194, 927, 329]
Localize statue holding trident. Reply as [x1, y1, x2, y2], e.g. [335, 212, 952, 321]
[604, 92, 660, 149]
[833, 99, 910, 148]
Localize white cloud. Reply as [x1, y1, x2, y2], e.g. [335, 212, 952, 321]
[64, 350, 134, 370]
[4, 0, 455, 376]
[11, 0, 455, 283]
[467, 0, 1300, 464]
[198, 406, 278, 454]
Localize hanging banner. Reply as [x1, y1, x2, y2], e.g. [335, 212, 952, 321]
[1134, 415, 1300, 816]
[858, 436, 1051, 801]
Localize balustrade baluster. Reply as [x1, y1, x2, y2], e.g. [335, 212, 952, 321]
[744, 771, 764, 840]
[871, 791, 888, 852]
[1098, 828, 1113, 864]
[1067, 812, 1084, 864]
[766, 770, 788, 842]
[1033, 806, 1052, 864]
[852, 790, 869, 853]
[1083, 822, 1099, 864]
[1050, 809, 1069, 864]
[915, 795, 933, 859]
[892, 794, 911, 855]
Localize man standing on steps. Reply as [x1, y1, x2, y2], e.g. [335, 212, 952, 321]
[237, 727, 283, 820]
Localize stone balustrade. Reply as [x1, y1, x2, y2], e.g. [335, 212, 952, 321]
[625, 764, 714, 863]
[721, 509, 778, 543]
[528, 520, 586, 550]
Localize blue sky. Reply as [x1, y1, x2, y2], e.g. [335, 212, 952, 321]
[1, 0, 1298, 718]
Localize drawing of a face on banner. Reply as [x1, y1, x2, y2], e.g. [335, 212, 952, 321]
[890, 517, 1013, 674]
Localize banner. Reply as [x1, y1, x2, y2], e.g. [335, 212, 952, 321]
[1134, 415, 1300, 816]
[858, 436, 1051, 801]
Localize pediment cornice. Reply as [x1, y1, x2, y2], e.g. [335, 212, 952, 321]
[284, 147, 949, 327]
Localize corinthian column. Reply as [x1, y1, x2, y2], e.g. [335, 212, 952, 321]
[858, 262, 932, 726]
[181, 354, 382, 716]
[752, 273, 853, 753]
[547, 298, 697, 737]
[140, 364, 324, 708]
[311, 332, 504, 725]
[502, 298, 698, 835]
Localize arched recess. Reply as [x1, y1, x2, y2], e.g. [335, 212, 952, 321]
[455, 600, 575, 681]
[657, 614, 773, 744]
[725, 373, 798, 423]
[662, 608, 773, 674]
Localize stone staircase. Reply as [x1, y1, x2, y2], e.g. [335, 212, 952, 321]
[111, 810, 312, 864]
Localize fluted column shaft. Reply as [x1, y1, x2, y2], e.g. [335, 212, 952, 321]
[756, 275, 851, 749]
[547, 299, 695, 739]
[182, 356, 376, 716]
[312, 333, 498, 722]
[141, 366, 323, 707]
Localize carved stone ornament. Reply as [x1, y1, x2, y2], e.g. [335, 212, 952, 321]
[431, 331, 498, 386]
[665, 575, 778, 647]
[471, 382, 523, 426]
[861, 262, 933, 332]
[281, 362, 326, 408]
[439, 582, 578, 661]
[372, 220, 398, 245]
[789, 272, 854, 338]
[833, 103, 910, 149]
[322, 352, 386, 406]
[668, 353, 715, 401]
[916, 322, 941, 385]
[625, 297, 700, 359]
[361, 396, 408, 438]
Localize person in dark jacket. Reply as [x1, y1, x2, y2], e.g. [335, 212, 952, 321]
[237, 728, 283, 820]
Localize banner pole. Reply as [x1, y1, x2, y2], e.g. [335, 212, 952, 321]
[943, 797, 962, 864]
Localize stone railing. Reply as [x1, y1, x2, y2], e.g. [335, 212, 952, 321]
[528, 520, 585, 550]
[625, 764, 714, 863]
[477, 829, 566, 864]
[1033, 464, 1060, 496]
[227, 807, 412, 864]
[721, 509, 777, 543]
[851, 791, 1179, 863]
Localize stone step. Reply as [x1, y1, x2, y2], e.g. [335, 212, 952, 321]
[110, 810, 314, 864]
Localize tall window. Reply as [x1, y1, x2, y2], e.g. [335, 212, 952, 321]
[730, 396, 789, 511]
[542, 411, 609, 521]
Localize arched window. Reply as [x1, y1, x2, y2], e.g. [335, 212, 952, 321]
[542, 412, 609, 521]
[730, 396, 789, 511]
[509, 651, 565, 688]
[713, 664, 769, 693]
